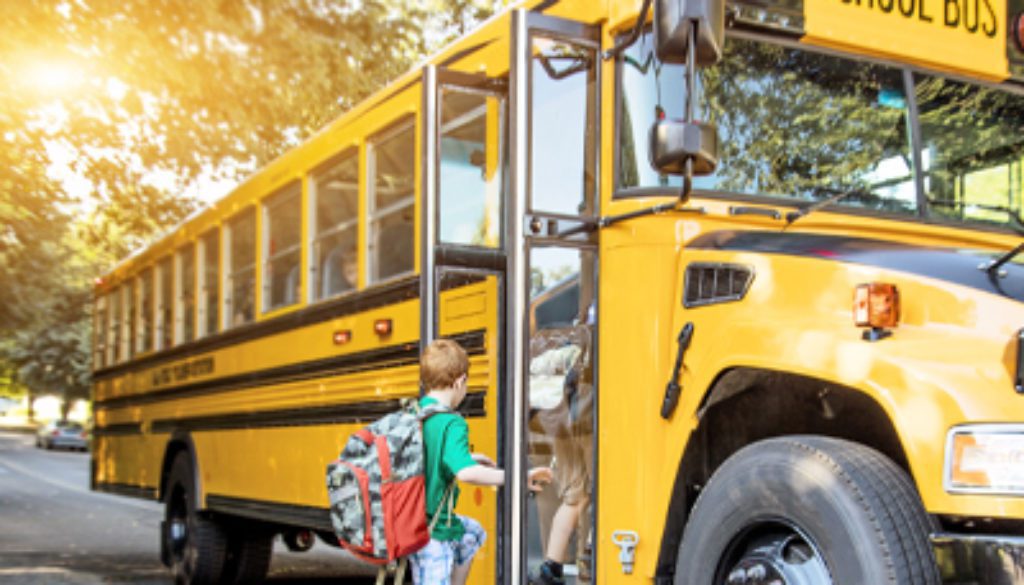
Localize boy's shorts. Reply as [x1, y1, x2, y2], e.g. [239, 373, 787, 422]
[410, 515, 486, 585]
[554, 431, 593, 505]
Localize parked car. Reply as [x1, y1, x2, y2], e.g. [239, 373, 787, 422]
[36, 421, 89, 451]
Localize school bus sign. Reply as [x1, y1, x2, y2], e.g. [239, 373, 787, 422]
[805, 0, 1009, 79]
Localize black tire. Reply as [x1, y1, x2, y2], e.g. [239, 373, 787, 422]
[675, 436, 940, 585]
[221, 522, 273, 584]
[164, 453, 228, 585]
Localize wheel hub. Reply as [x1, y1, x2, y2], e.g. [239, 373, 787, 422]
[723, 532, 831, 585]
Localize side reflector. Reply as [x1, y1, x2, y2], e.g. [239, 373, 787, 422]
[853, 283, 900, 329]
[374, 319, 393, 336]
[333, 330, 352, 345]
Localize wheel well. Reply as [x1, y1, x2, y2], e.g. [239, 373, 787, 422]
[160, 434, 196, 503]
[654, 367, 911, 582]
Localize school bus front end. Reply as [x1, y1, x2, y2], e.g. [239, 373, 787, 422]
[596, 0, 1024, 582]
[598, 209, 1024, 583]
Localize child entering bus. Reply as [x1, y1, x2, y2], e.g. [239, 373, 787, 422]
[413, 339, 552, 585]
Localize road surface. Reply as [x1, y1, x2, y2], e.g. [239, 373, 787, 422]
[0, 431, 373, 584]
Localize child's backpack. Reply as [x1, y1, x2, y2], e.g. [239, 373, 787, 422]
[325, 401, 451, 565]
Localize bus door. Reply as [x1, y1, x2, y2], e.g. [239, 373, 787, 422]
[507, 10, 601, 585]
[420, 64, 509, 581]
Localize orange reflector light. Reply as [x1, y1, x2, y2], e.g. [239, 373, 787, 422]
[333, 330, 352, 345]
[949, 433, 989, 488]
[374, 319, 393, 336]
[853, 283, 900, 329]
[947, 429, 1024, 493]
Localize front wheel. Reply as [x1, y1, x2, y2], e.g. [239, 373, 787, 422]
[675, 436, 940, 585]
[163, 453, 228, 585]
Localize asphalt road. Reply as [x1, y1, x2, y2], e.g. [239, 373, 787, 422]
[0, 431, 374, 584]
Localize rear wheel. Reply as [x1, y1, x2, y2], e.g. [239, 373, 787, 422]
[221, 522, 273, 584]
[164, 453, 228, 585]
[675, 436, 940, 585]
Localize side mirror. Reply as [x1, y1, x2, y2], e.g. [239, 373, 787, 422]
[648, 0, 725, 194]
[649, 120, 718, 176]
[655, 0, 725, 66]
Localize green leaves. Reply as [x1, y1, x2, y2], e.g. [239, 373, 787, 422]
[0, 0, 505, 405]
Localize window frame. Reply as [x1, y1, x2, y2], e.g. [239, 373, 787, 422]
[310, 147, 361, 302]
[261, 182, 303, 314]
[367, 116, 417, 285]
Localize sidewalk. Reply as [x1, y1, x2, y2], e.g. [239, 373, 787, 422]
[0, 415, 38, 434]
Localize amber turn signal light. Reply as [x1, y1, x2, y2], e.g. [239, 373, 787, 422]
[374, 319, 393, 336]
[853, 283, 900, 329]
[333, 330, 352, 345]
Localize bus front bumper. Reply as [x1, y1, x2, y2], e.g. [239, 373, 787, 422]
[932, 532, 1024, 584]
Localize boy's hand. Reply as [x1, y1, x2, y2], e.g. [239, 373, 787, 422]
[527, 467, 553, 493]
[471, 453, 495, 467]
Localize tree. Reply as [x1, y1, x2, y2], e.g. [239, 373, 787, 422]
[0, 0, 506, 413]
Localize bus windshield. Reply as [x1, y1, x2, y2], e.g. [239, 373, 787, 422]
[618, 33, 1024, 229]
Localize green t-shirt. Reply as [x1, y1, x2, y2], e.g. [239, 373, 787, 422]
[420, 396, 477, 541]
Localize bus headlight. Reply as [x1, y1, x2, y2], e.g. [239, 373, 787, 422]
[946, 426, 1024, 494]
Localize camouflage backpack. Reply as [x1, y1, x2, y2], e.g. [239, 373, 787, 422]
[325, 401, 451, 564]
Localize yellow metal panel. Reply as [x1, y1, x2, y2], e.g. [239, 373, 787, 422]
[804, 0, 1009, 80]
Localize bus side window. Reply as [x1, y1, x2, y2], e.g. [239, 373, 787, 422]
[125, 283, 135, 359]
[176, 243, 196, 344]
[157, 256, 173, 350]
[226, 208, 256, 327]
[94, 296, 107, 369]
[198, 229, 219, 337]
[368, 119, 415, 284]
[438, 89, 502, 247]
[312, 150, 359, 300]
[262, 183, 302, 312]
[139, 268, 154, 353]
[108, 287, 121, 365]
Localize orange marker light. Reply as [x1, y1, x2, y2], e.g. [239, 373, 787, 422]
[949, 433, 989, 488]
[853, 283, 900, 329]
[374, 319, 393, 336]
[333, 330, 352, 345]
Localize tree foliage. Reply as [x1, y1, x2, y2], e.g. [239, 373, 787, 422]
[0, 0, 505, 410]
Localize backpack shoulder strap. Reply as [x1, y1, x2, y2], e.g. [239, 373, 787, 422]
[417, 401, 457, 422]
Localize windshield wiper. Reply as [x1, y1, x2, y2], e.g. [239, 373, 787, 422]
[924, 200, 1024, 277]
[984, 242, 1024, 277]
[784, 187, 868, 225]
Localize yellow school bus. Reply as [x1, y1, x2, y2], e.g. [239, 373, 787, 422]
[91, 0, 1024, 583]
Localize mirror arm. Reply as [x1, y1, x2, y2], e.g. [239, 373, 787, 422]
[603, 0, 654, 61]
[679, 18, 699, 203]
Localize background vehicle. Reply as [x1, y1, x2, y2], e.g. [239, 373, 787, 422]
[90, 0, 1024, 583]
[36, 421, 89, 451]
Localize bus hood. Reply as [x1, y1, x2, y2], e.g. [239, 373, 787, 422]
[687, 230, 1024, 303]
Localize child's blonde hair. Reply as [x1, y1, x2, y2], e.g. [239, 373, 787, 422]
[420, 339, 469, 390]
